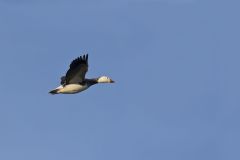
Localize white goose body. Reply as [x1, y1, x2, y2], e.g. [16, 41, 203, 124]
[49, 54, 114, 95]
[55, 84, 89, 94]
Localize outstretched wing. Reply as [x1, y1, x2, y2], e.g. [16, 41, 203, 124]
[64, 54, 88, 84]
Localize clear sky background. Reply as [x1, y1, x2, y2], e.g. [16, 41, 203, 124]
[0, 0, 239, 160]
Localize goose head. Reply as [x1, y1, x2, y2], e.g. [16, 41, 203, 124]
[97, 76, 115, 83]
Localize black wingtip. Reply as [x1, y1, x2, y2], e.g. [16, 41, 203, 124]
[81, 53, 88, 64]
[70, 53, 89, 68]
[82, 54, 88, 59]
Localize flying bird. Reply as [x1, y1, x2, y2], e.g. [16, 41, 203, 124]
[49, 54, 114, 94]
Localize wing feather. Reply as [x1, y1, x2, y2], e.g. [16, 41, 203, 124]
[63, 54, 88, 84]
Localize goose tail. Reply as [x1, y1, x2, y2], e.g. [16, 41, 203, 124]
[49, 89, 59, 95]
[49, 85, 63, 95]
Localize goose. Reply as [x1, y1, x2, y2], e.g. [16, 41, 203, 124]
[49, 54, 114, 94]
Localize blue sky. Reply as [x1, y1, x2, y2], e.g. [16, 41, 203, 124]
[0, 0, 239, 160]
